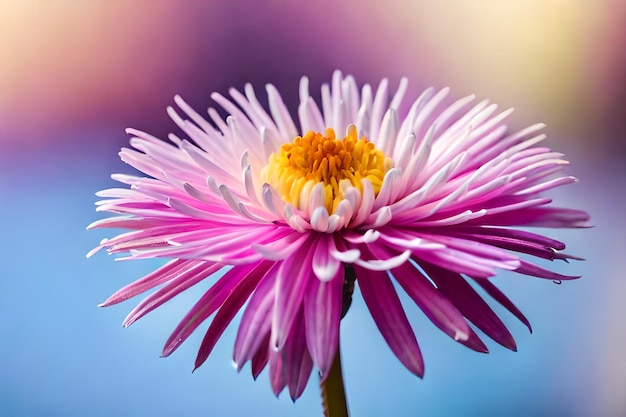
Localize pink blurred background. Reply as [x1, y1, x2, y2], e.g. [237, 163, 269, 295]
[1, 1, 624, 416]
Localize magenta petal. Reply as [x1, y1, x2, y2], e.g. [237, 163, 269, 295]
[439, 226, 567, 250]
[473, 206, 590, 228]
[293, 350, 313, 401]
[283, 309, 314, 401]
[271, 238, 317, 351]
[311, 234, 341, 281]
[391, 261, 472, 343]
[460, 328, 489, 353]
[515, 259, 580, 281]
[251, 332, 271, 380]
[160, 262, 259, 358]
[99, 258, 191, 306]
[268, 348, 286, 397]
[193, 261, 272, 369]
[303, 264, 343, 378]
[431, 226, 572, 261]
[123, 261, 223, 327]
[421, 262, 517, 351]
[472, 277, 532, 333]
[233, 264, 278, 369]
[356, 266, 425, 377]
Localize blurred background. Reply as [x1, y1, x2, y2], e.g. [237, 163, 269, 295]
[1, 1, 624, 416]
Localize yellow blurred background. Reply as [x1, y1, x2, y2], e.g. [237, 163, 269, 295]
[1, 1, 623, 155]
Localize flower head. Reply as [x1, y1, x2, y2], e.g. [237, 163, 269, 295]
[89, 71, 588, 400]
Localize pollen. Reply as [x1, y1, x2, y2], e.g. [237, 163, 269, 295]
[262, 125, 393, 214]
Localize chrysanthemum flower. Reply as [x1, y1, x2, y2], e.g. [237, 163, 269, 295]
[89, 71, 588, 400]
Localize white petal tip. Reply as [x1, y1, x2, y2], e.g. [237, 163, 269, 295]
[454, 331, 470, 342]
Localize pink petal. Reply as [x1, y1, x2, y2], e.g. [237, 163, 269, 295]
[160, 261, 260, 358]
[268, 348, 286, 397]
[233, 265, 278, 369]
[312, 235, 341, 282]
[122, 261, 223, 327]
[355, 266, 424, 377]
[99, 258, 192, 306]
[353, 249, 411, 271]
[282, 309, 314, 401]
[193, 261, 273, 369]
[472, 277, 532, 333]
[250, 331, 271, 380]
[391, 261, 471, 343]
[271, 237, 317, 351]
[252, 231, 310, 261]
[472, 206, 590, 228]
[411, 247, 500, 278]
[421, 263, 517, 351]
[304, 264, 343, 377]
[459, 328, 490, 353]
[515, 260, 580, 281]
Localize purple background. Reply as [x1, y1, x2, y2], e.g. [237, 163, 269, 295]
[1, 1, 624, 416]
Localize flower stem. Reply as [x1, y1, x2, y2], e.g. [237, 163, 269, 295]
[320, 345, 349, 417]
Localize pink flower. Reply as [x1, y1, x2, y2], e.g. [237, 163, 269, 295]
[89, 71, 588, 400]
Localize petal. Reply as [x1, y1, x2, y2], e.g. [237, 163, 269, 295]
[355, 266, 424, 377]
[282, 309, 314, 401]
[268, 347, 286, 397]
[99, 258, 195, 306]
[472, 277, 532, 333]
[160, 261, 260, 358]
[193, 261, 273, 369]
[250, 331, 271, 380]
[474, 206, 590, 228]
[350, 179, 374, 227]
[391, 261, 471, 343]
[271, 237, 317, 350]
[233, 264, 279, 369]
[515, 259, 580, 281]
[304, 264, 343, 377]
[421, 263, 517, 351]
[122, 261, 223, 327]
[428, 226, 582, 263]
[353, 249, 411, 271]
[312, 235, 341, 282]
[252, 231, 309, 261]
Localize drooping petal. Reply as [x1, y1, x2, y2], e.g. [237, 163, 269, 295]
[356, 266, 424, 377]
[391, 261, 471, 343]
[421, 262, 517, 351]
[268, 347, 286, 397]
[233, 264, 279, 369]
[514, 259, 580, 281]
[282, 309, 314, 401]
[471, 277, 532, 333]
[122, 261, 223, 327]
[192, 261, 273, 369]
[99, 258, 196, 306]
[250, 331, 271, 380]
[160, 261, 261, 358]
[304, 264, 343, 378]
[271, 237, 317, 351]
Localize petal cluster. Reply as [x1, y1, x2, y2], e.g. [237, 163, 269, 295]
[89, 71, 588, 399]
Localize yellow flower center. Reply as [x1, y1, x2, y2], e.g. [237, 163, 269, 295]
[262, 125, 392, 214]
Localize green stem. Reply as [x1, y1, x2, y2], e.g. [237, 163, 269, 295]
[320, 345, 349, 417]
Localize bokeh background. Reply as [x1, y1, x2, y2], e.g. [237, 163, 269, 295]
[1, 1, 624, 416]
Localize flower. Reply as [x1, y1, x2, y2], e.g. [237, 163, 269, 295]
[89, 70, 588, 400]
